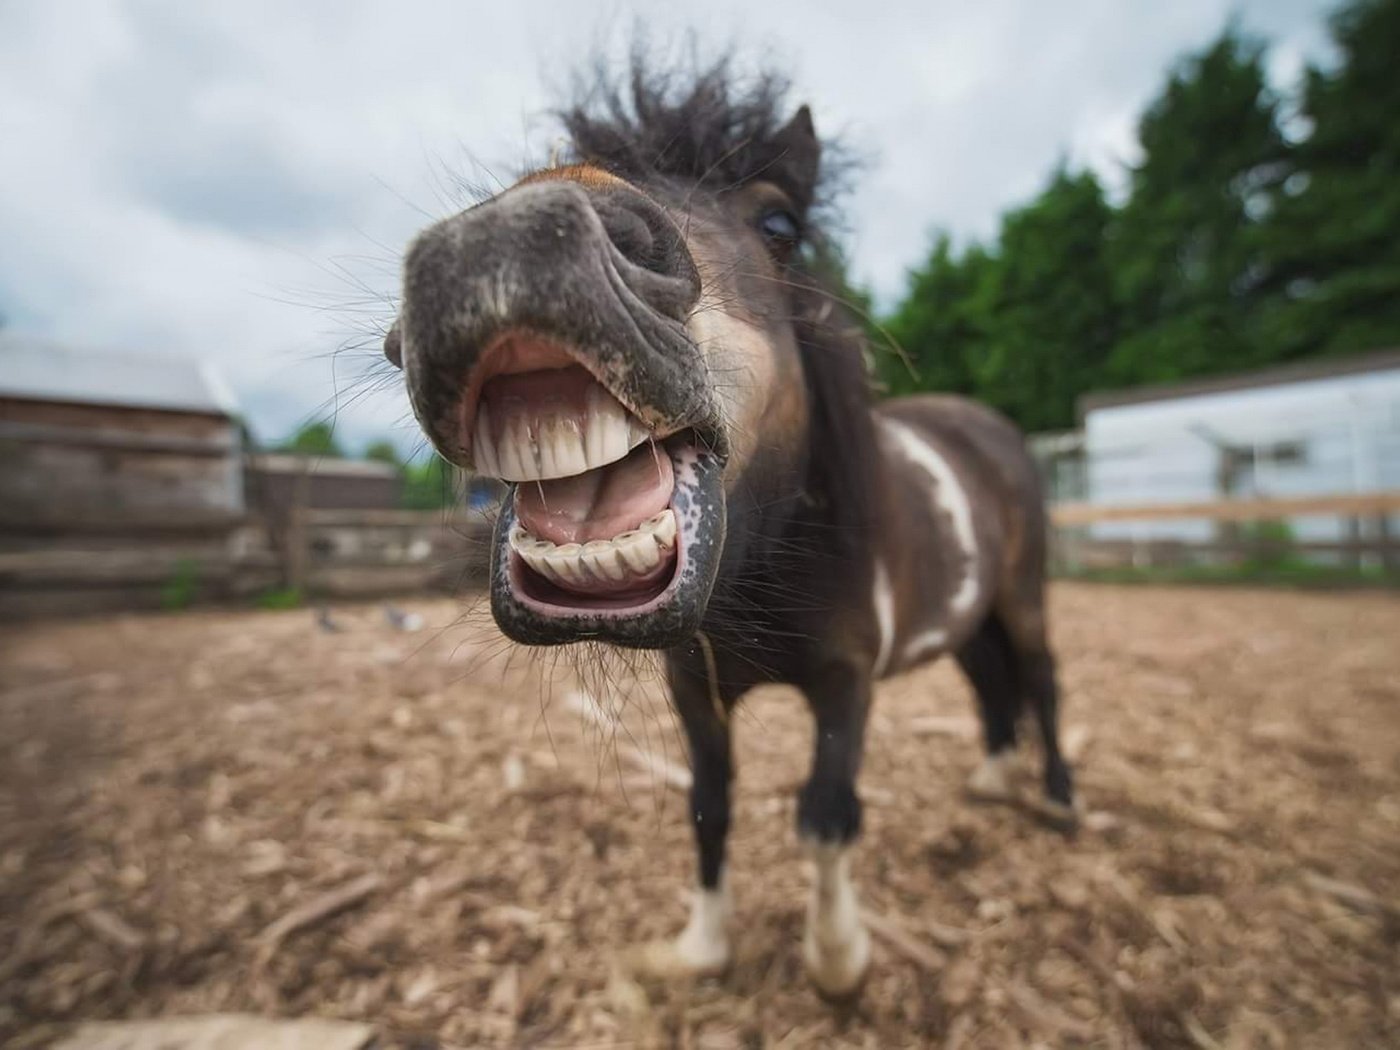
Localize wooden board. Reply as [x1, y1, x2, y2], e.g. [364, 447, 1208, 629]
[51, 1015, 373, 1050]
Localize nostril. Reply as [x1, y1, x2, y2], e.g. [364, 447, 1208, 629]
[592, 192, 700, 319]
[599, 205, 657, 271]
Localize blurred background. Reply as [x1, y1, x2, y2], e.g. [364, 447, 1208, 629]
[1, 2, 1398, 1048]
[2, 0, 1396, 612]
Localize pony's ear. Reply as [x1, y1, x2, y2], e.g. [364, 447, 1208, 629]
[769, 104, 821, 214]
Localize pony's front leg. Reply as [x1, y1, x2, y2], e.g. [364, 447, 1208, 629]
[634, 648, 734, 979]
[798, 661, 872, 998]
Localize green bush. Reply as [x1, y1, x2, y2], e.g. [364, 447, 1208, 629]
[256, 587, 304, 610]
[160, 559, 201, 610]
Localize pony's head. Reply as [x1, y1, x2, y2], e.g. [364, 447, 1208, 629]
[385, 62, 863, 648]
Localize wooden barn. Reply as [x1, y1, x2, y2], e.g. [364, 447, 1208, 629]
[0, 334, 244, 520]
[0, 334, 245, 617]
[244, 453, 401, 515]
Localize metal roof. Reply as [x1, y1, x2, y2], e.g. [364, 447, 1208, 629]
[1079, 347, 1400, 417]
[0, 332, 240, 417]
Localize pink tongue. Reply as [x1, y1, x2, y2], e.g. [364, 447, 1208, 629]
[515, 444, 674, 544]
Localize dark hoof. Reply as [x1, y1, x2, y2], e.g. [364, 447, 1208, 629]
[1028, 796, 1080, 836]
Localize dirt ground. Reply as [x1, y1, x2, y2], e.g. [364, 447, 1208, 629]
[2, 584, 1398, 1049]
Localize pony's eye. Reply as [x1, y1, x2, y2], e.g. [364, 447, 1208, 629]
[758, 208, 800, 247]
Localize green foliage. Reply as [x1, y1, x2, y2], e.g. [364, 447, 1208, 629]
[256, 586, 304, 610]
[977, 169, 1119, 430]
[1106, 31, 1290, 384]
[364, 440, 402, 467]
[882, 170, 1117, 431]
[1064, 561, 1400, 589]
[880, 234, 990, 400]
[1259, 0, 1400, 359]
[881, 1, 1400, 430]
[160, 558, 201, 610]
[1237, 520, 1303, 572]
[401, 453, 462, 510]
[279, 420, 344, 458]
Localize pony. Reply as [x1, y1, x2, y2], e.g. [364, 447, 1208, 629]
[382, 59, 1074, 998]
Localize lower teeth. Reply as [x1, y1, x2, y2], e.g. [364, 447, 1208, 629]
[511, 510, 677, 588]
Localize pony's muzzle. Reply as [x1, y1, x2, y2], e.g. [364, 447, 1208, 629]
[393, 178, 710, 466]
[390, 174, 728, 648]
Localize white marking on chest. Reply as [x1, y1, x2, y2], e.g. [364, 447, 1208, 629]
[881, 417, 981, 615]
[872, 560, 895, 677]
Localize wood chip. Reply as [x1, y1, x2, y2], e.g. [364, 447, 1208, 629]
[1004, 979, 1095, 1040]
[1303, 870, 1400, 920]
[862, 909, 947, 972]
[78, 908, 147, 953]
[51, 1014, 375, 1050]
[907, 715, 977, 738]
[255, 873, 382, 962]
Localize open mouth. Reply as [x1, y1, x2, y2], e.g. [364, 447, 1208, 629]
[462, 335, 725, 647]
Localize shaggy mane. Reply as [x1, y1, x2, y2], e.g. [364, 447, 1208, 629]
[558, 54, 846, 214]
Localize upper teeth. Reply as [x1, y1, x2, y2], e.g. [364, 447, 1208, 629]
[474, 384, 651, 482]
[509, 510, 678, 588]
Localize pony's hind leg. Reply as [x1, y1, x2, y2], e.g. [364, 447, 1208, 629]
[956, 615, 1025, 803]
[633, 647, 735, 979]
[796, 660, 872, 999]
[1019, 646, 1076, 828]
[995, 597, 1078, 829]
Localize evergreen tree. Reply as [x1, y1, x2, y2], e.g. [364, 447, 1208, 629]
[974, 169, 1118, 431]
[881, 234, 991, 399]
[1106, 31, 1291, 384]
[1261, 0, 1400, 357]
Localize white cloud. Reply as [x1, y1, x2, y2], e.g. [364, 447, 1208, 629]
[0, 0, 1333, 451]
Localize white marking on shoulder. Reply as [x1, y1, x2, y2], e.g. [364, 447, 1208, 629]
[872, 560, 895, 677]
[881, 416, 980, 614]
[802, 841, 871, 997]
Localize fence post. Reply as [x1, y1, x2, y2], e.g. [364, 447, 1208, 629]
[284, 459, 310, 595]
[1378, 513, 1397, 575]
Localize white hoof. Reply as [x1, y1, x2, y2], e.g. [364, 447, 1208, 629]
[803, 918, 871, 998]
[630, 885, 730, 980]
[966, 751, 1019, 802]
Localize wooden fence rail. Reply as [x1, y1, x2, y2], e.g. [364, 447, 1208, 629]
[1049, 489, 1400, 576]
[0, 508, 497, 619]
[1050, 490, 1400, 526]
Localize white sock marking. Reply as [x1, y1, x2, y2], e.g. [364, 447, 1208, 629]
[672, 880, 731, 973]
[803, 842, 871, 996]
[967, 749, 1018, 800]
[881, 417, 981, 618]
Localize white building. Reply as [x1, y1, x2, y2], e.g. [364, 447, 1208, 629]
[1080, 350, 1400, 544]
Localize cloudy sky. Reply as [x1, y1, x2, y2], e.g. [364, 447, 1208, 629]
[0, 0, 1336, 455]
